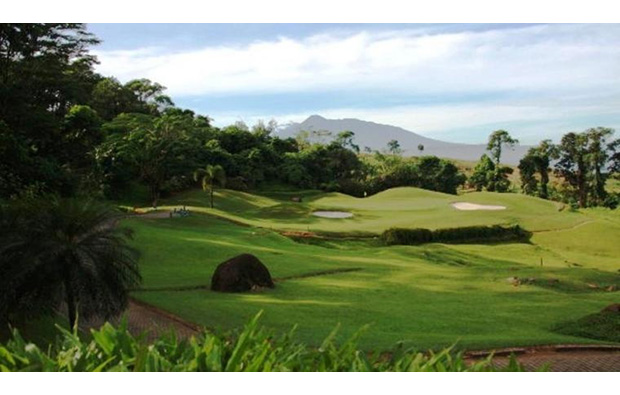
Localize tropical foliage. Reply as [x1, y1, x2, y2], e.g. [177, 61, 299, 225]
[518, 127, 619, 208]
[0, 197, 141, 327]
[469, 130, 518, 193]
[194, 164, 226, 208]
[0, 313, 527, 372]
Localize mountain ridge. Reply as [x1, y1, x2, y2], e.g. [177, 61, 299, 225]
[277, 115, 530, 165]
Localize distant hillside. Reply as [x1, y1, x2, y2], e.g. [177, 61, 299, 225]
[277, 115, 530, 165]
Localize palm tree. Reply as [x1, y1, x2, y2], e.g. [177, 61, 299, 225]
[0, 197, 141, 328]
[194, 164, 226, 208]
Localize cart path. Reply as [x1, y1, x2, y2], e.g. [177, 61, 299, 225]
[80, 298, 200, 341]
[466, 345, 620, 372]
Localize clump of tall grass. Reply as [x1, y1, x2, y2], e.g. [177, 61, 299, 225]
[0, 312, 527, 372]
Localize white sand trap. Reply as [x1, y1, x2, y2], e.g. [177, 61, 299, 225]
[451, 202, 506, 211]
[312, 211, 354, 218]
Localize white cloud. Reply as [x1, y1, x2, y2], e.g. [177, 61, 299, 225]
[93, 24, 620, 143]
[93, 24, 620, 97]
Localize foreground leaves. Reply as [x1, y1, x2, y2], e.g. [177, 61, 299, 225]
[0, 312, 527, 372]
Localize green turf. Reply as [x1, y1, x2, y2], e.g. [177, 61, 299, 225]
[125, 187, 620, 350]
[150, 187, 586, 235]
[553, 310, 620, 343]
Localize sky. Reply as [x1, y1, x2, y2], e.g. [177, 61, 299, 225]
[88, 23, 620, 144]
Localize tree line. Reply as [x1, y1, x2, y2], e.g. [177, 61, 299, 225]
[468, 128, 619, 208]
[519, 127, 619, 208]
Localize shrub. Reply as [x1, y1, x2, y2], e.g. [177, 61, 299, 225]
[382, 228, 433, 245]
[381, 225, 531, 246]
[603, 193, 619, 210]
[433, 225, 530, 244]
[0, 312, 527, 372]
[226, 176, 249, 191]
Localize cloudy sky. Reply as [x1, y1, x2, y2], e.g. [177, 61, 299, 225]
[89, 23, 620, 144]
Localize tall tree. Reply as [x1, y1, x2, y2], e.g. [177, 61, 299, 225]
[415, 156, 466, 194]
[518, 154, 538, 196]
[336, 131, 360, 153]
[194, 164, 226, 208]
[113, 114, 197, 207]
[0, 24, 100, 197]
[610, 138, 620, 176]
[585, 127, 614, 205]
[532, 140, 557, 199]
[0, 197, 141, 327]
[124, 78, 174, 115]
[487, 130, 519, 166]
[518, 139, 557, 199]
[555, 132, 590, 207]
[469, 154, 495, 192]
[89, 77, 135, 121]
[484, 130, 518, 192]
[387, 139, 402, 155]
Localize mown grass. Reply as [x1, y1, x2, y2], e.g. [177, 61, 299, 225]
[553, 310, 620, 343]
[150, 187, 585, 235]
[123, 185, 620, 350]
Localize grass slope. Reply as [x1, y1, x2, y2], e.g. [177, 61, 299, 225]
[125, 188, 620, 350]
[145, 187, 586, 235]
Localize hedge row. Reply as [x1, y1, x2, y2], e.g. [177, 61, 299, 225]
[381, 225, 531, 245]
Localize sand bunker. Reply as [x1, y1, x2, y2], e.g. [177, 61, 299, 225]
[312, 211, 354, 218]
[451, 202, 506, 211]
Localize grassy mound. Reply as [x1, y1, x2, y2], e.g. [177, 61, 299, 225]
[147, 186, 587, 235]
[553, 309, 620, 343]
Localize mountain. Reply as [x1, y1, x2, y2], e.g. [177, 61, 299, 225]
[277, 115, 530, 165]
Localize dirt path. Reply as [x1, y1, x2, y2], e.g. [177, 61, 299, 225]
[466, 345, 620, 372]
[80, 298, 200, 341]
[132, 211, 172, 219]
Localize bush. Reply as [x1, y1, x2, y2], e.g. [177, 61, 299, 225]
[382, 228, 433, 245]
[603, 193, 619, 210]
[0, 312, 527, 372]
[381, 225, 531, 246]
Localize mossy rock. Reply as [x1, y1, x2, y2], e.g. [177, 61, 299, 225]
[211, 254, 275, 293]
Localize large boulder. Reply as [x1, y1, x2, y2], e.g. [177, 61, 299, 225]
[211, 254, 275, 292]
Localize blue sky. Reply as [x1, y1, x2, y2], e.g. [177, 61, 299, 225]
[88, 23, 620, 144]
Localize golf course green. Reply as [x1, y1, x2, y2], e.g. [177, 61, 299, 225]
[127, 187, 620, 350]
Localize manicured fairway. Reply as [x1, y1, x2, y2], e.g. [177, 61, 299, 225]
[127, 187, 620, 350]
[145, 187, 586, 234]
